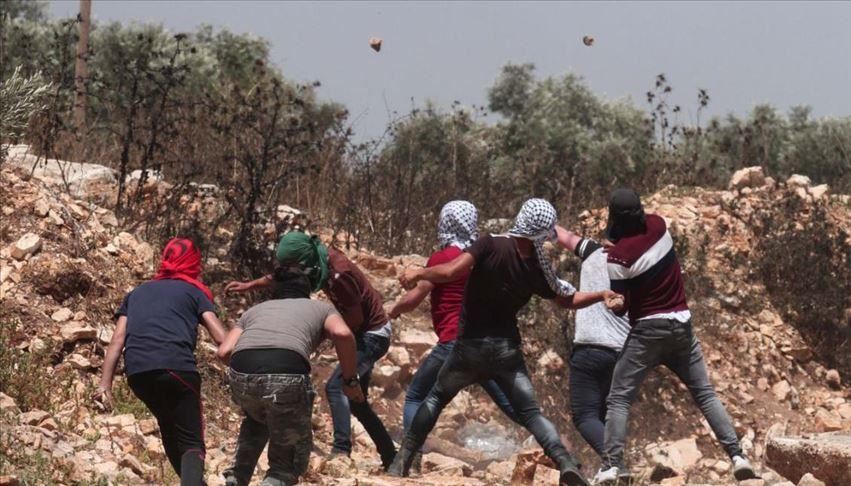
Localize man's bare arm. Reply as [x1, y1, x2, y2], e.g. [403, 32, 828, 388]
[555, 290, 624, 311]
[400, 253, 474, 289]
[224, 275, 273, 293]
[555, 225, 583, 253]
[388, 280, 434, 319]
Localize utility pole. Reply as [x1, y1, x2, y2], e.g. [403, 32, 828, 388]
[73, 0, 92, 135]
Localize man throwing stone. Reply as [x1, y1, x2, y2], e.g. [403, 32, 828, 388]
[595, 188, 757, 484]
[390, 199, 623, 486]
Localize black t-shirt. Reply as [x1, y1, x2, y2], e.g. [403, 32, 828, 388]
[116, 280, 216, 376]
[459, 234, 557, 341]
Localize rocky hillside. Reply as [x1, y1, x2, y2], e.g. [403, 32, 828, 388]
[1, 149, 849, 486]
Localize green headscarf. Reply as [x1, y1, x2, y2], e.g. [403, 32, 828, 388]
[275, 231, 330, 292]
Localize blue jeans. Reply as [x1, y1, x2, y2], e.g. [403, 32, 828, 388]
[403, 341, 520, 433]
[325, 332, 396, 467]
[568, 345, 619, 458]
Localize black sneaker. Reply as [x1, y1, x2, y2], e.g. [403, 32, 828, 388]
[559, 463, 590, 486]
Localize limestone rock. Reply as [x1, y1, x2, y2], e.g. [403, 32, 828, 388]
[814, 409, 843, 432]
[809, 184, 830, 200]
[422, 452, 472, 477]
[0, 393, 19, 414]
[798, 473, 827, 486]
[825, 369, 841, 389]
[646, 437, 703, 473]
[34, 198, 50, 217]
[0, 475, 21, 486]
[19, 410, 50, 425]
[398, 328, 438, 355]
[536, 349, 564, 373]
[766, 433, 851, 486]
[66, 354, 92, 370]
[60, 322, 97, 343]
[773, 380, 792, 402]
[11, 233, 42, 260]
[729, 166, 766, 190]
[787, 174, 812, 188]
[51, 307, 73, 322]
[119, 454, 150, 476]
[385, 345, 411, 368]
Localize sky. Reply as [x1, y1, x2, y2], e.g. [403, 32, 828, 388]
[50, 1, 851, 141]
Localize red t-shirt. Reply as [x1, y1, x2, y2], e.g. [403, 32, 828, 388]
[428, 246, 470, 343]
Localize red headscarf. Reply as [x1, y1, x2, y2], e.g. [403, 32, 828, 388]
[153, 238, 214, 302]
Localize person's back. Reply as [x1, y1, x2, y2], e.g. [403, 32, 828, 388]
[606, 213, 688, 323]
[324, 247, 390, 335]
[121, 279, 215, 375]
[98, 237, 227, 486]
[460, 234, 558, 341]
[230, 298, 333, 374]
[574, 241, 630, 349]
[220, 267, 363, 486]
[597, 188, 756, 484]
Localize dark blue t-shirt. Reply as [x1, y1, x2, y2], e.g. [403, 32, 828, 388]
[116, 279, 216, 376]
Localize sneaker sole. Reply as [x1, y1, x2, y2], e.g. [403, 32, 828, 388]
[734, 468, 759, 481]
[560, 469, 590, 486]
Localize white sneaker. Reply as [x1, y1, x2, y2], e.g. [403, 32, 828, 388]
[592, 467, 620, 485]
[732, 455, 758, 480]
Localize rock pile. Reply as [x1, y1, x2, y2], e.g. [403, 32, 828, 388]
[1, 156, 849, 484]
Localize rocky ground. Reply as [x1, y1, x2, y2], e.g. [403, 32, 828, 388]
[0, 147, 849, 485]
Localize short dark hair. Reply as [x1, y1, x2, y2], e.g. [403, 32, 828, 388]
[271, 265, 312, 299]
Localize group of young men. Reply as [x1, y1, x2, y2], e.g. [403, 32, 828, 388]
[96, 188, 759, 486]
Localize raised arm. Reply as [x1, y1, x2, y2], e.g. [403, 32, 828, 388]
[324, 313, 365, 403]
[388, 280, 434, 319]
[225, 275, 273, 293]
[400, 253, 474, 290]
[555, 225, 583, 253]
[95, 316, 128, 409]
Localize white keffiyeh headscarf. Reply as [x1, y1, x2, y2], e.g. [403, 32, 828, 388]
[437, 200, 479, 250]
[508, 198, 576, 297]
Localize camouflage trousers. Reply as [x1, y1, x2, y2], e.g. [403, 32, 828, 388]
[224, 369, 316, 486]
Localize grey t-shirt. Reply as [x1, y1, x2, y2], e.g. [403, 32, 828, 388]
[234, 298, 339, 362]
[573, 239, 630, 351]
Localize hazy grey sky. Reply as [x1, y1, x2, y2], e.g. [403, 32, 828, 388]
[50, 1, 851, 140]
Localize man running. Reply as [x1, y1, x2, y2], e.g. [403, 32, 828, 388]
[388, 201, 520, 472]
[97, 238, 228, 485]
[555, 228, 629, 463]
[389, 199, 623, 486]
[225, 231, 396, 469]
[218, 264, 364, 486]
[595, 188, 757, 484]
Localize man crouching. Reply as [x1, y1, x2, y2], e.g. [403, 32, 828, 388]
[217, 265, 364, 486]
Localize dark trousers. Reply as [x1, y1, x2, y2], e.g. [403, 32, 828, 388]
[399, 337, 575, 474]
[403, 341, 520, 433]
[325, 332, 396, 467]
[225, 370, 315, 486]
[128, 369, 205, 485]
[569, 345, 619, 458]
[603, 319, 743, 469]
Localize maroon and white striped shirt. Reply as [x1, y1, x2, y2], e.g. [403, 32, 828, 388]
[607, 214, 690, 325]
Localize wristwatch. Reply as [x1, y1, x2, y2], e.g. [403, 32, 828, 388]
[343, 374, 360, 387]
